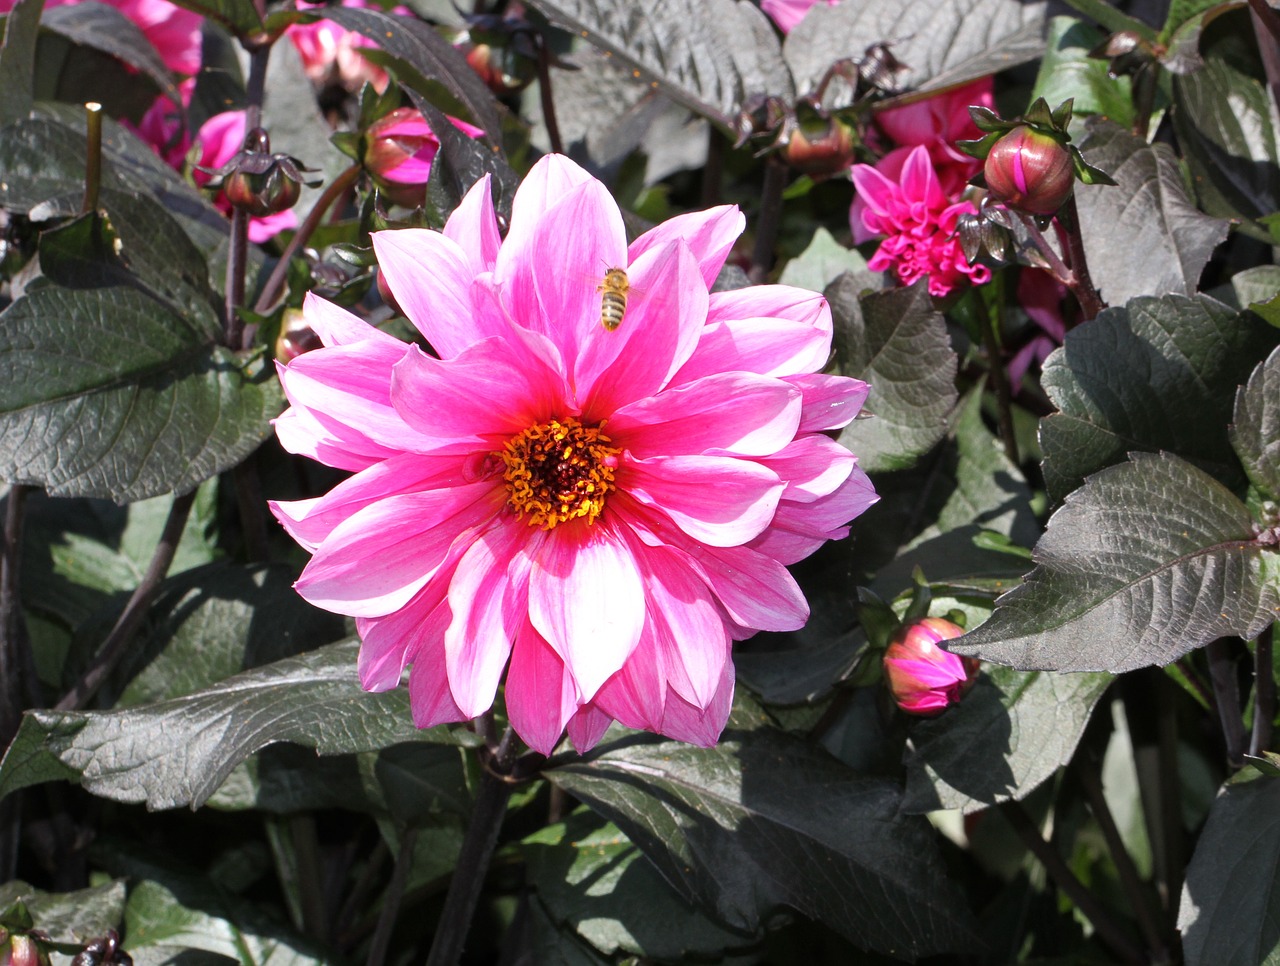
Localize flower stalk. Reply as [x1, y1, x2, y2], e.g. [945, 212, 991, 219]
[82, 102, 103, 215]
[749, 157, 787, 283]
[1251, 624, 1275, 758]
[1207, 638, 1246, 767]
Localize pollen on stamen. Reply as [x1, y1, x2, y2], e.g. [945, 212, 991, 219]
[501, 417, 621, 529]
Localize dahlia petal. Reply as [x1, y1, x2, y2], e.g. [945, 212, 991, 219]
[657, 657, 734, 747]
[577, 240, 705, 416]
[610, 371, 801, 458]
[501, 154, 595, 270]
[443, 173, 501, 276]
[408, 638, 467, 728]
[590, 630, 666, 733]
[527, 523, 645, 702]
[640, 546, 730, 707]
[627, 205, 745, 289]
[621, 454, 783, 547]
[295, 483, 502, 617]
[750, 465, 878, 564]
[390, 336, 570, 448]
[505, 621, 578, 755]
[789, 372, 870, 431]
[304, 292, 402, 347]
[371, 229, 489, 358]
[760, 435, 856, 503]
[566, 703, 614, 753]
[674, 317, 830, 385]
[444, 522, 527, 717]
[355, 569, 455, 691]
[273, 405, 400, 471]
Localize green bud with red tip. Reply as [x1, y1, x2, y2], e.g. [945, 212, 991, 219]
[983, 125, 1075, 216]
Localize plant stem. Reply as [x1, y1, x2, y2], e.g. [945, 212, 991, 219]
[1251, 624, 1275, 757]
[701, 126, 724, 208]
[424, 729, 519, 966]
[55, 490, 196, 711]
[1056, 196, 1105, 322]
[82, 102, 103, 214]
[1001, 800, 1145, 965]
[253, 163, 361, 315]
[366, 826, 419, 966]
[1207, 638, 1246, 767]
[1074, 756, 1166, 959]
[225, 208, 250, 349]
[1014, 211, 1074, 289]
[534, 30, 564, 155]
[748, 158, 787, 284]
[1155, 673, 1184, 922]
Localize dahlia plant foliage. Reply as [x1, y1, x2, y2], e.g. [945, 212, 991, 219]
[1, 0, 1279, 962]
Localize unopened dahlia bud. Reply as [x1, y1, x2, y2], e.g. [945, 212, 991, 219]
[363, 108, 441, 209]
[983, 125, 1074, 216]
[205, 128, 316, 218]
[781, 114, 856, 179]
[883, 617, 980, 716]
[275, 308, 323, 362]
[2, 935, 49, 966]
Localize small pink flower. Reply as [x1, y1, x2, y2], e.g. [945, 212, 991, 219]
[363, 108, 485, 207]
[883, 617, 979, 716]
[874, 77, 994, 190]
[192, 111, 298, 243]
[270, 154, 878, 753]
[287, 0, 412, 93]
[760, 0, 839, 33]
[850, 145, 991, 297]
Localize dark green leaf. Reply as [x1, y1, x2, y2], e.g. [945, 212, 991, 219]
[1031, 17, 1134, 126]
[735, 626, 867, 705]
[1059, 0, 1156, 40]
[778, 226, 878, 295]
[0, 640, 475, 809]
[1178, 774, 1280, 965]
[786, 0, 1047, 103]
[547, 716, 979, 960]
[524, 810, 756, 960]
[902, 664, 1112, 814]
[0, 285, 281, 502]
[164, 0, 261, 38]
[528, 900, 615, 966]
[0, 0, 42, 125]
[1039, 293, 1278, 501]
[830, 277, 959, 473]
[42, 2, 183, 107]
[951, 452, 1280, 673]
[1172, 17, 1280, 238]
[1231, 346, 1280, 505]
[5, 880, 126, 944]
[524, 0, 791, 131]
[320, 6, 503, 140]
[1074, 121, 1229, 306]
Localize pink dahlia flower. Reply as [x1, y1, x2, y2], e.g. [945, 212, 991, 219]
[287, 0, 411, 94]
[270, 154, 877, 754]
[192, 111, 298, 244]
[850, 145, 991, 298]
[760, 0, 840, 33]
[874, 78, 994, 193]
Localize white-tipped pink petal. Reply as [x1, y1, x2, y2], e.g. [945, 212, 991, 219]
[355, 569, 456, 692]
[294, 484, 503, 617]
[505, 621, 579, 756]
[760, 435, 856, 503]
[789, 373, 870, 432]
[444, 523, 527, 717]
[500, 154, 595, 270]
[566, 703, 614, 753]
[273, 405, 399, 472]
[640, 546, 730, 708]
[750, 464, 878, 564]
[527, 523, 645, 702]
[304, 292, 403, 347]
[610, 371, 801, 458]
[620, 455, 783, 547]
[627, 205, 745, 289]
[442, 173, 501, 275]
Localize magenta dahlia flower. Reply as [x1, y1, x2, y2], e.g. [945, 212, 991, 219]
[882, 617, 980, 716]
[850, 145, 991, 298]
[270, 154, 877, 754]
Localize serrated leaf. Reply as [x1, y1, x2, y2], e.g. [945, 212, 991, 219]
[525, 0, 791, 130]
[1073, 121, 1230, 306]
[524, 811, 755, 960]
[546, 719, 979, 960]
[320, 6, 503, 140]
[1039, 293, 1278, 502]
[778, 226, 878, 294]
[951, 452, 1280, 673]
[830, 277, 959, 473]
[785, 0, 1047, 103]
[1172, 22, 1280, 238]
[1031, 17, 1134, 126]
[902, 664, 1112, 814]
[1178, 775, 1280, 965]
[42, 2, 184, 107]
[0, 0, 42, 125]
[0, 640, 474, 809]
[1231, 345, 1280, 504]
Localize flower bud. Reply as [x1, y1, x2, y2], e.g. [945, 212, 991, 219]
[363, 108, 441, 209]
[781, 115, 856, 179]
[3, 935, 49, 966]
[223, 162, 302, 217]
[883, 617, 980, 716]
[983, 125, 1074, 216]
[275, 308, 324, 363]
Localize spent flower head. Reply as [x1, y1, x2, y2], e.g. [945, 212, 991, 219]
[270, 154, 878, 753]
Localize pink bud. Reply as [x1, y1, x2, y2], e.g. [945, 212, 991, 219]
[983, 125, 1075, 216]
[781, 116, 856, 179]
[883, 617, 980, 716]
[3, 935, 49, 966]
[363, 108, 440, 208]
[275, 308, 323, 362]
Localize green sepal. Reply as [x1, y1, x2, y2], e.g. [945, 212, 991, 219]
[1069, 144, 1119, 185]
[1022, 96, 1056, 128]
[856, 587, 899, 650]
[330, 130, 363, 163]
[1050, 96, 1075, 129]
[956, 131, 1003, 159]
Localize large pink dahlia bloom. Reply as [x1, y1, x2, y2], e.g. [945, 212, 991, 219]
[270, 154, 877, 754]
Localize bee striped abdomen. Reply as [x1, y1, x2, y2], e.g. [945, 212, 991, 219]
[598, 267, 630, 331]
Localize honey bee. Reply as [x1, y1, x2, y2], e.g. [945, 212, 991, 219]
[597, 267, 630, 331]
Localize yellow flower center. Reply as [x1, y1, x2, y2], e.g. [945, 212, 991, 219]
[501, 418, 620, 529]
